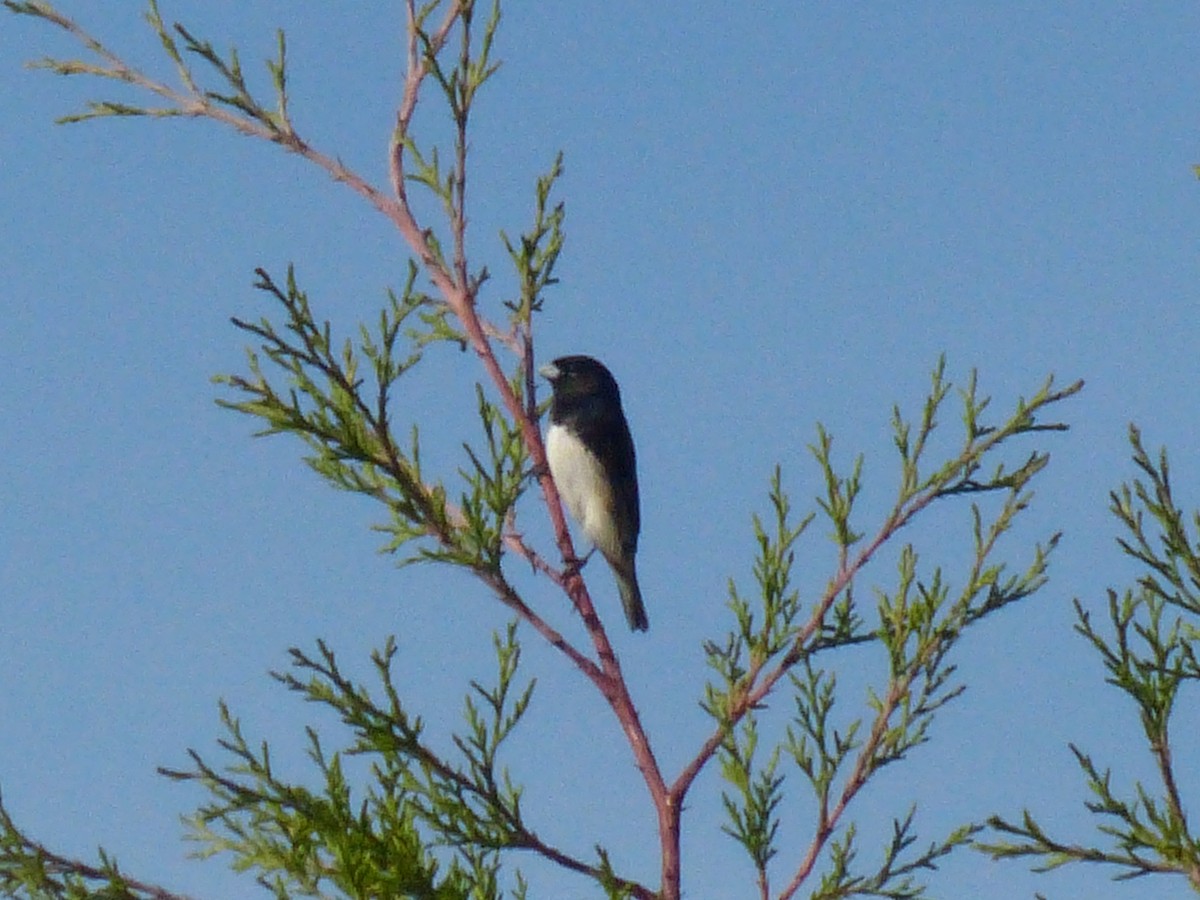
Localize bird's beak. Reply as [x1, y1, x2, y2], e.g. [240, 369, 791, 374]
[538, 362, 560, 381]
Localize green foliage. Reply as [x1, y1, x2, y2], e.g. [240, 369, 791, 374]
[702, 360, 1080, 898]
[720, 715, 784, 882]
[214, 264, 532, 574]
[2, 0, 297, 138]
[0, 800, 171, 900]
[808, 812, 981, 900]
[981, 425, 1200, 893]
[152, 624, 536, 899]
[501, 152, 566, 324]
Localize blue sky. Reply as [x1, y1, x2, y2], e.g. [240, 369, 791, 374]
[3, 3, 1199, 898]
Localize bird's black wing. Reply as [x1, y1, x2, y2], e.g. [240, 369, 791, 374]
[575, 407, 640, 551]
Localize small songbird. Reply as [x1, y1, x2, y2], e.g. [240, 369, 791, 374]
[539, 355, 648, 632]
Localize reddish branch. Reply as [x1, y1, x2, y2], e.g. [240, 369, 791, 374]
[387, 2, 669, 893]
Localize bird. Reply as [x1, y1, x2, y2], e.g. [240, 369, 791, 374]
[539, 355, 648, 632]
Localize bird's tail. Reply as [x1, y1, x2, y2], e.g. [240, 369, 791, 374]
[612, 559, 649, 632]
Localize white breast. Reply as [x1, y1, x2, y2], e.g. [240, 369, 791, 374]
[545, 423, 617, 554]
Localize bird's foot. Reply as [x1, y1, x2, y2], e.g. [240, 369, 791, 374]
[563, 546, 597, 579]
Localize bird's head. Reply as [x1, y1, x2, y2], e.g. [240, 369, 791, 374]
[538, 355, 621, 405]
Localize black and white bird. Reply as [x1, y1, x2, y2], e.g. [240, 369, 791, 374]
[539, 355, 648, 632]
